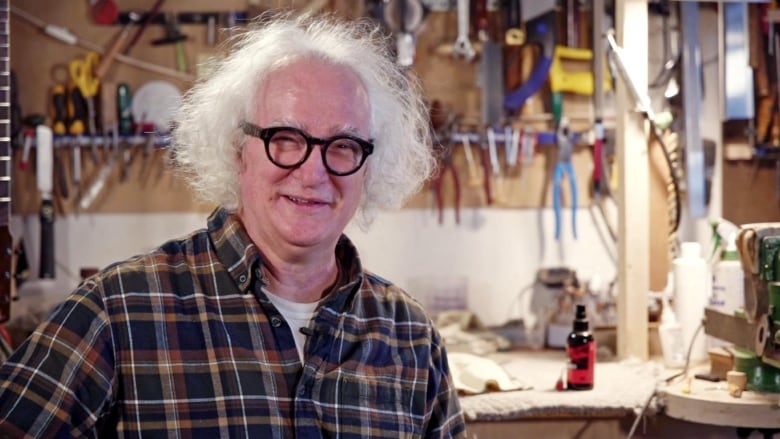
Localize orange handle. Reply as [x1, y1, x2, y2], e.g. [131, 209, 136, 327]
[95, 26, 131, 79]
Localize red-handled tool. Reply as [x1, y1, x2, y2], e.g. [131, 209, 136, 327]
[36, 125, 55, 279]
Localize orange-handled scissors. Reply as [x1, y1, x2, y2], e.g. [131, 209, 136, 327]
[69, 51, 100, 99]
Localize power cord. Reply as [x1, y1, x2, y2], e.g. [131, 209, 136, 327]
[625, 322, 704, 439]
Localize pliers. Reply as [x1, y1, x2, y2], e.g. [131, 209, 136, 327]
[553, 119, 578, 240]
[432, 142, 461, 225]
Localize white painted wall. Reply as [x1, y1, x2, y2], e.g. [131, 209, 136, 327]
[12, 206, 617, 326]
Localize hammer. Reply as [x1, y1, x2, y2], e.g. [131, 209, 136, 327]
[95, 11, 141, 79]
[152, 12, 188, 73]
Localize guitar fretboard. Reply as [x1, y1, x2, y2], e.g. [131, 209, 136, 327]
[0, 0, 9, 224]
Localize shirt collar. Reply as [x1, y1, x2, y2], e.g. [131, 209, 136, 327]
[207, 207, 364, 301]
[207, 207, 260, 292]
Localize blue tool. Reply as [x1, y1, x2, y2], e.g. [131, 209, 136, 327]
[553, 119, 577, 240]
[504, 11, 556, 112]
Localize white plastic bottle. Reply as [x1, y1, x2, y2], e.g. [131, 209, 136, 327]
[710, 232, 745, 316]
[672, 242, 709, 363]
[709, 232, 744, 348]
[659, 294, 686, 368]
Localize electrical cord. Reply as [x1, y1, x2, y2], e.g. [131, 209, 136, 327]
[625, 322, 704, 439]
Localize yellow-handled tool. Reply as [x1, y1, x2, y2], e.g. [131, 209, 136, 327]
[69, 51, 100, 134]
[549, 45, 612, 95]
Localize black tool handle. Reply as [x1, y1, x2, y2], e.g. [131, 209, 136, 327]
[39, 199, 55, 279]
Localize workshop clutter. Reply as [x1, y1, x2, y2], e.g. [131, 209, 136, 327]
[425, 110, 597, 232]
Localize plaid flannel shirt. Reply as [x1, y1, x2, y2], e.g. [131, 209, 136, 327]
[0, 208, 466, 438]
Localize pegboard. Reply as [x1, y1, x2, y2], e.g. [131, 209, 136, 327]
[10, 0, 621, 216]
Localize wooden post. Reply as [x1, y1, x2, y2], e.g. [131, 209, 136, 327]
[615, 0, 649, 360]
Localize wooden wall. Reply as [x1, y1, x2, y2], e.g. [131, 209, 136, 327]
[8, 0, 702, 292]
[9, 0, 609, 216]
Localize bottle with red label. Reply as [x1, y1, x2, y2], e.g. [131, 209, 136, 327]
[566, 304, 595, 390]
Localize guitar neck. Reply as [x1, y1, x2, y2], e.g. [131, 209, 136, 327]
[0, 0, 12, 323]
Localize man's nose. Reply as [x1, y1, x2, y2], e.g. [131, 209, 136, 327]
[295, 144, 330, 179]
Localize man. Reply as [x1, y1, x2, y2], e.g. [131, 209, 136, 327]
[0, 11, 466, 438]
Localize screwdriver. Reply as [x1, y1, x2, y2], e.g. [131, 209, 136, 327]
[116, 83, 133, 136]
[50, 84, 68, 136]
[67, 84, 88, 209]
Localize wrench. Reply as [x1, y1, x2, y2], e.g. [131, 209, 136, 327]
[452, 0, 475, 61]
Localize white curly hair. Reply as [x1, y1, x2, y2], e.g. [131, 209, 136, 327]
[171, 10, 434, 230]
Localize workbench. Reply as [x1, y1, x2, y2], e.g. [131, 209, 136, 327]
[458, 351, 767, 438]
[660, 367, 780, 431]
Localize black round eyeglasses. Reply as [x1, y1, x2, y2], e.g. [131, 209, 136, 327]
[242, 121, 374, 176]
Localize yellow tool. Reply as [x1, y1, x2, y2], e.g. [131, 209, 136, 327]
[549, 45, 612, 95]
[69, 51, 100, 134]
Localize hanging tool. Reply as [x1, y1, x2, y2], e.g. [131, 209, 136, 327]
[36, 125, 55, 279]
[504, 126, 519, 168]
[116, 82, 133, 135]
[432, 142, 461, 225]
[50, 84, 68, 135]
[90, 0, 118, 25]
[19, 115, 44, 171]
[452, 0, 475, 61]
[521, 128, 537, 165]
[429, 99, 460, 223]
[504, 10, 556, 112]
[549, 46, 612, 96]
[592, 0, 606, 199]
[95, 12, 141, 79]
[504, 0, 524, 46]
[10, 5, 192, 82]
[80, 126, 119, 211]
[460, 134, 481, 186]
[479, 143, 493, 205]
[486, 127, 505, 204]
[123, 0, 165, 55]
[553, 118, 578, 240]
[66, 84, 87, 207]
[480, 42, 505, 125]
[69, 51, 100, 136]
[152, 12, 188, 73]
[382, 0, 427, 67]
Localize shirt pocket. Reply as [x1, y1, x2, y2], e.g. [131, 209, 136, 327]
[338, 375, 404, 411]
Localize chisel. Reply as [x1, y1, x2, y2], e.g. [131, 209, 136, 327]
[36, 125, 55, 279]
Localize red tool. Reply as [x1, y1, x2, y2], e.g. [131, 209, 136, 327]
[428, 100, 461, 224]
[91, 0, 118, 25]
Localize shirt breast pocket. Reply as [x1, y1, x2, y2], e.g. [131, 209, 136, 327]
[338, 376, 404, 411]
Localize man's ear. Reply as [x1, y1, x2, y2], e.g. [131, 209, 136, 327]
[236, 143, 247, 173]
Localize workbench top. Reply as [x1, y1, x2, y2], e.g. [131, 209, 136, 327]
[457, 350, 661, 422]
[660, 367, 780, 429]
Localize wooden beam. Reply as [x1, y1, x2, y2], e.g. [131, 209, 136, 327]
[615, 0, 649, 360]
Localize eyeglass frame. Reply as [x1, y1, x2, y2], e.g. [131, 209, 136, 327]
[241, 121, 375, 176]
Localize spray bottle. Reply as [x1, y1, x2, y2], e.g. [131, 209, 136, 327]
[709, 219, 744, 316]
[658, 292, 686, 368]
[566, 304, 595, 390]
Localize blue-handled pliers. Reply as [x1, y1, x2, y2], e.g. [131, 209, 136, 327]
[553, 119, 578, 240]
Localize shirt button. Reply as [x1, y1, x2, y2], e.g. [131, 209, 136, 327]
[238, 274, 247, 283]
[270, 316, 283, 327]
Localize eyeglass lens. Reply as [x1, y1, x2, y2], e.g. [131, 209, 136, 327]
[268, 129, 365, 174]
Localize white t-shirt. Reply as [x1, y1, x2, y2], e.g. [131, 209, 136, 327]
[263, 289, 319, 362]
